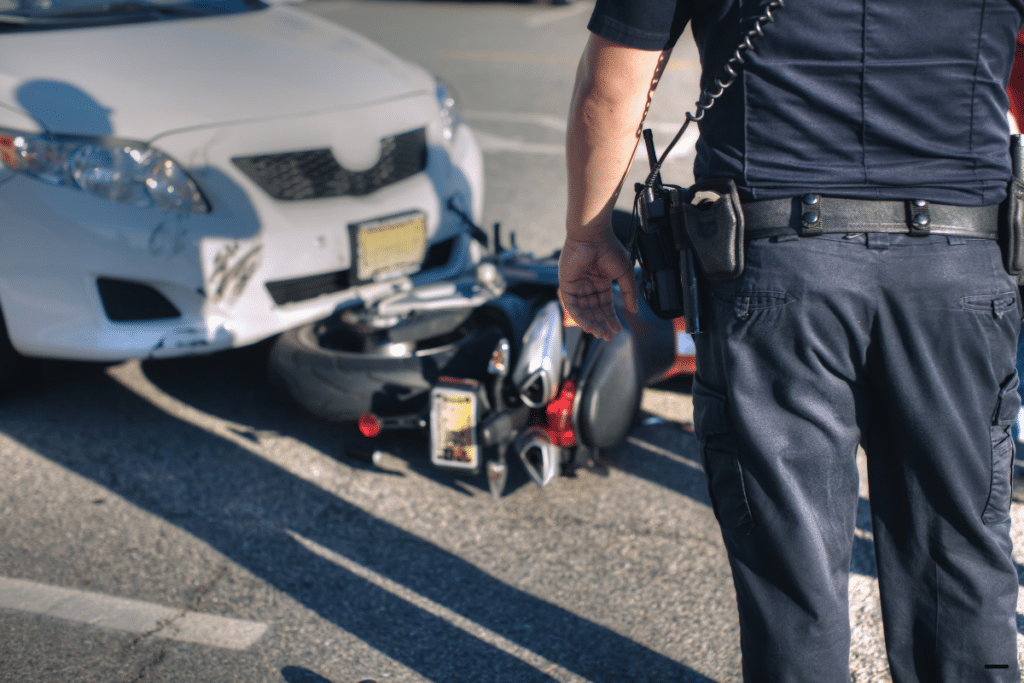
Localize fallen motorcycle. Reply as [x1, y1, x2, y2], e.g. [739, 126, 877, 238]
[268, 230, 694, 497]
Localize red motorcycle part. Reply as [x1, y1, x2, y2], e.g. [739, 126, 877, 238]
[544, 380, 577, 448]
[358, 413, 382, 438]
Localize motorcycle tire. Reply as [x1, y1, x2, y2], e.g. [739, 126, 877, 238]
[269, 310, 510, 423]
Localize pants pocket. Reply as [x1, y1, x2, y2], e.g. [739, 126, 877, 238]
[702, 433, 756, 536]
[983, 373, 1020, 525]
[693, 380, 755, 535]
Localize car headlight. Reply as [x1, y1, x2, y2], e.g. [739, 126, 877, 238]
[435, 76, 462, 143]
[0, 131, 209, 214]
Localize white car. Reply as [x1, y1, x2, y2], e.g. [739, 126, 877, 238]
[0, 0, 484, 388]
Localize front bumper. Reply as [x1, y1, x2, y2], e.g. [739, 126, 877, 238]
[0, 102, 484, 362]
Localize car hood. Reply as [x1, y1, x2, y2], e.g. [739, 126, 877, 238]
[0, 6, 435, 140]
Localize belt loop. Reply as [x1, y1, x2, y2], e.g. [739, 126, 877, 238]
[801, 193, 822, 236]
[907, 199, 931, 236]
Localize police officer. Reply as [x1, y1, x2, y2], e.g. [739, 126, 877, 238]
[558, 1, 1024, 681]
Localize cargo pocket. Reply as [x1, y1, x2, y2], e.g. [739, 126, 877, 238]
[693, 381, 755, 536]
[983, 372, 1020, 525]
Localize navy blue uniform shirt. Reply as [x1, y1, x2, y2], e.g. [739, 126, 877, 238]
[589, 0, 1024, 205]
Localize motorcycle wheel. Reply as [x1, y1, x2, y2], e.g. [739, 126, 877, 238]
[269, 310, 509, 423]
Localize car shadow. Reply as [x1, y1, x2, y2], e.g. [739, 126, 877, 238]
[138, 343, 537, 498]
[0, 359, 719, 682]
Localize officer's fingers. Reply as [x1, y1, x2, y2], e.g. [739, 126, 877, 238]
[617, 270, 639, 314]
[599, 293, 622, 336]
[563, 290, 615, 341]
[559, 291, 601, 337]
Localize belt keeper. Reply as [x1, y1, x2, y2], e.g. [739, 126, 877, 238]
[907, 199, 931, 236]
[800, 193, 823, 236]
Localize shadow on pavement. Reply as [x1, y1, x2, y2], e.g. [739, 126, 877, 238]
[140, 341, 537, 498]
[0, 354, 720, 683]
[281, 666, 337, 683]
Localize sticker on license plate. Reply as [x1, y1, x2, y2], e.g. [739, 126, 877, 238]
[351, 211, 427, 283]
[429, 384, 480, 471]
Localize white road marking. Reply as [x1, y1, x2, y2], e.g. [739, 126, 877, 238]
[435, 50, 579, 66]
[463, 109, 568, 133]
[641, 126, 700, 160]
[463, 111, 699, 159]
[436, 49, 696, 73]
[0, 576, 267, 650]
[625, 436, 703, 472]
[287, 530, 579, 681]
[525, 1, 592, 28]
[472, 129, 565, 156]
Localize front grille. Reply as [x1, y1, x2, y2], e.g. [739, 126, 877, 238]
[233, 128, 427, 201]
[97, 278, 180, 321]
[265, 270, 351, 306]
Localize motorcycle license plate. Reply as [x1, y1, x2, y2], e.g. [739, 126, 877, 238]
[351, 211, 426, 283]
[429, 384, 480, 472]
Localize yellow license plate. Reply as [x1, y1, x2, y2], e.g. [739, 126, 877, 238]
[429, 384, 480, 472]
[353, 212, 427, 282]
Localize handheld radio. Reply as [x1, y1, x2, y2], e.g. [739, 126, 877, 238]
[629, 0, 784, 331]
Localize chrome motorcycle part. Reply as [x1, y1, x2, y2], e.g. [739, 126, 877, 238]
[487, 337, 511, 377]
[486, 458, 509, 499]
[511, 300, 563, 408]
[515, 425, 561, 488]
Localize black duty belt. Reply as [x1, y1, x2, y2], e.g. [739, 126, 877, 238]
[742, 195, 999, 241]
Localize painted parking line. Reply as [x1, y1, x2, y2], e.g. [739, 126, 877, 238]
[472, 130, 565, 156]
[0, 576, 267, 650]
[437, 49, 698, 73]
[464, 113, 699, 159]
[525, 2, 592, 28]
[464, 109, 701, 140]
[463, 109, 569, 133]
[436, 50, 578, 66]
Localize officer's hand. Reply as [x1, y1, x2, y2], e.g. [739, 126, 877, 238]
[558, 234, 639, 342]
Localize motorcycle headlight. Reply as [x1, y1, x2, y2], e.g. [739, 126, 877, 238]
[0, 131, 209, 214]
[435, 76, 462, 143]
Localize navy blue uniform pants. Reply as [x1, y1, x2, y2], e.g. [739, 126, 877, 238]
[693, 232, 1021, 682]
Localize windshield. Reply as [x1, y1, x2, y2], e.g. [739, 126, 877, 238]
[0, 0, 263, 26]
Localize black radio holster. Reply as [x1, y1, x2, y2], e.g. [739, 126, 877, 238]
[679, 179, 746, 283]
[633, 182, 693, 325]
[999, 134, 1024, 321]
[632, 177, 746, 331]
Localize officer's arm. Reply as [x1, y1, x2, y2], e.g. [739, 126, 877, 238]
[565, 33, 671, 246]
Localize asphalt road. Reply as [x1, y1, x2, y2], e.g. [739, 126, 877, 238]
[1, 2, 1023, 683]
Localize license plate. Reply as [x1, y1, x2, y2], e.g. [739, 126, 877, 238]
[429, 384, 480, 471]
[351, 211, 427, 283]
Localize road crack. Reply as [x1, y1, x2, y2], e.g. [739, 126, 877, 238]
[121, 648, 167, 683]
[125, 564, 230, 649]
